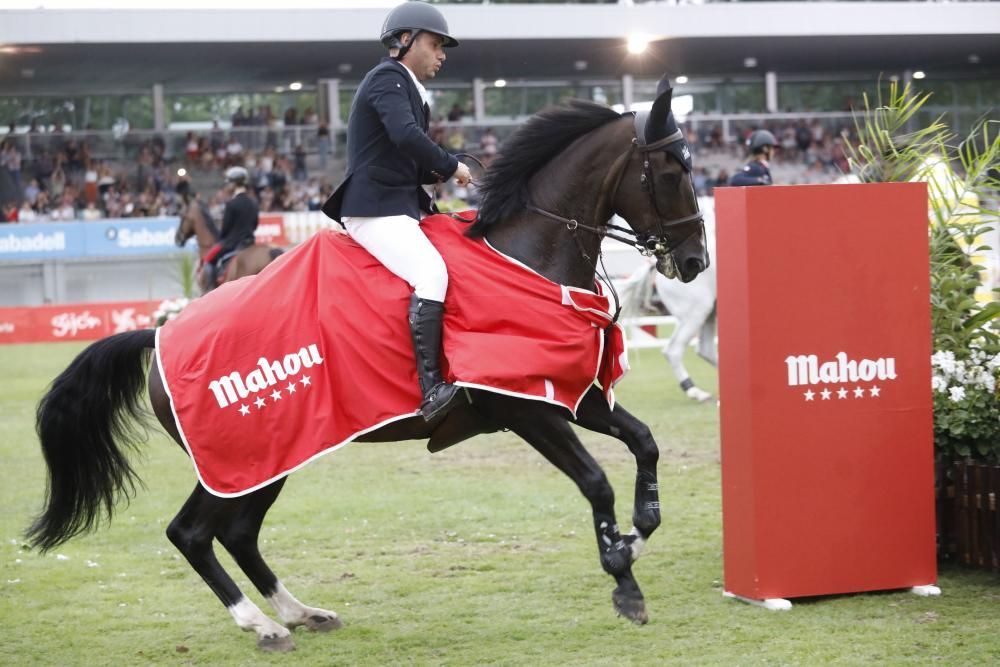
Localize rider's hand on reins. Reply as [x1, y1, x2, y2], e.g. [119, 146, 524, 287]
[453, 162, 472, 186]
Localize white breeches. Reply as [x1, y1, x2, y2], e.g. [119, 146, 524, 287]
[343, 215, 448, 302]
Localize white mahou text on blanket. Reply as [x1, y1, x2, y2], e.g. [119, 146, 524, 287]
[208, 344, 324, 408]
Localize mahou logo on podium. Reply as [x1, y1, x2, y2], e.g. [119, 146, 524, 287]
[716, 182, 937, 608]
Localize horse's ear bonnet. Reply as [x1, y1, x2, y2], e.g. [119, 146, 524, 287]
[640, 74, 693, 172]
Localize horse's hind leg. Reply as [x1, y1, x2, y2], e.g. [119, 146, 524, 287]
[663, 313, 713, 402]
[166, 484, 295, 652]
[215, 478, 343, 633]
[698, 310, 718, 367]
[478, 395, 647, 624]
[574, 387, 660, 561]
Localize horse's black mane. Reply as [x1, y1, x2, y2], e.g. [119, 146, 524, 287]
[468, 100, 622, 237]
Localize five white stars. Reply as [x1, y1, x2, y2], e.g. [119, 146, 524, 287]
[800, 386, 885, 402]
[236, 375, 314, 414]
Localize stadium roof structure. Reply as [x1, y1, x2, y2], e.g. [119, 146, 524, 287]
[1, 2, 998, 95]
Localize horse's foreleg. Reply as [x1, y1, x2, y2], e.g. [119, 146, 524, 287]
[215, 479, 342, 634]
[167, 484, 295, 652]
[574, 388, 660, 561]
[479, 395, 647, 624]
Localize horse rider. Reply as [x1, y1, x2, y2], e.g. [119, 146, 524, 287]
[729, 129, 777, 186]
[321, 1, 472, 421]
[203, 166, 259, 291]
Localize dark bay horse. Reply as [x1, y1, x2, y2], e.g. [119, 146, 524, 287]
[27, 82, 709, 651]
[174, 193, 283, 294]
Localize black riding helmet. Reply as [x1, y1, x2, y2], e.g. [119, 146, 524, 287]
[747, 129, 777, 155]
[381, 1, 459, 60]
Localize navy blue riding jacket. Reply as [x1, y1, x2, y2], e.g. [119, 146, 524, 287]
[219, 191, 259, 255]
[322, 58, 459, 223]
[729, 159, 773, 187]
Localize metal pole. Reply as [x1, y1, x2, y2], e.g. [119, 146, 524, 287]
[473, 77, 486, 122]
[765, 71, 778, 113]
[622, 74, 634, 112]
[152, 83, 165, 132]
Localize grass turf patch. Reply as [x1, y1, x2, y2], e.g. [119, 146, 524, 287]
[2, 341, 998, 665]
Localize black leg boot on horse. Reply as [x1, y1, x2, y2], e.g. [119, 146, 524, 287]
[408, 294, 460, 421]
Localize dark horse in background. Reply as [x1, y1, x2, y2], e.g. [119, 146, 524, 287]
[174, 186, 283, 294]
[27, 79, 709, 651]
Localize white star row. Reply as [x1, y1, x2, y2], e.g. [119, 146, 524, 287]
[803, 385, 881, 401]
[237, 375, 312, 415]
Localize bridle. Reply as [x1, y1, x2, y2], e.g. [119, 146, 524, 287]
[524, 114, 704, 278]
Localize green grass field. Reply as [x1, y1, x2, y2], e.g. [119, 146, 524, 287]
[2, 341, 998, 666]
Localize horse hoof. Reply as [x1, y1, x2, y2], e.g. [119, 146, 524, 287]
[304, 613, 343, 633]
[612, 588, 649, 625]
[257, 633, 296, 652]
[686, 387, 713, 403]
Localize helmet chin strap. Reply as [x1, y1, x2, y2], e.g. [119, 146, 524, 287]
[393, 30, 422, 61]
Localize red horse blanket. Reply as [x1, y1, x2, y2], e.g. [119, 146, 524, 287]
[156, 212, 628, 496]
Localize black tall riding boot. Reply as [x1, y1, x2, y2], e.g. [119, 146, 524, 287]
[203, 260, 219, 293]
[408, 294, 460, 421]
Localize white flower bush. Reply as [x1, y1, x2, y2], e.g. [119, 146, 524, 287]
[153, 298, 191, 327]
[931, 346, 1000, 460]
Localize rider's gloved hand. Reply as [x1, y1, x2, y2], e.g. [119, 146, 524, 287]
[453, 162, 472, 186]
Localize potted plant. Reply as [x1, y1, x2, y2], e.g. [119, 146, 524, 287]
[846, 80, 1000, 569]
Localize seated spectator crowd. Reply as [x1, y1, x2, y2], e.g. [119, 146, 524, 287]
[0, 119, 336, 224]
[1, 110, 849, 224]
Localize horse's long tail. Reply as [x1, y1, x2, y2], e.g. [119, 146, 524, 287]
[26, 329, 156, 552]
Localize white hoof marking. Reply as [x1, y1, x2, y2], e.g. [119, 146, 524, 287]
[229, 596, 291, 640]
[628, 527, 646, 561]
[686, 387, 713, 402]
[268, 581, 340, 629]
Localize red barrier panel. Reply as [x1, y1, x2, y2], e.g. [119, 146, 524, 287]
[0, 300, 159, 344]
[716, 183, 936, 604]
[254, 214, 289, 246]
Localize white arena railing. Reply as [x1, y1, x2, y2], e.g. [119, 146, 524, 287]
[279, 211, 342, 245]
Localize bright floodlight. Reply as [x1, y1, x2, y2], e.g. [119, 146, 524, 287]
[627, 35, 650, 55]
[289, 82, 303, 91]
[676, 75, 689, 84]
[912, 71, 926, 79]
[494, 79, 507, 88]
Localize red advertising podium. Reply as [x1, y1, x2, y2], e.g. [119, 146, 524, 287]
[715, 183, 938, 609]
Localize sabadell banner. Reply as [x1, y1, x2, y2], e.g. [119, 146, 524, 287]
[0, 218, 190, 260]
[0, 216, 289, 261]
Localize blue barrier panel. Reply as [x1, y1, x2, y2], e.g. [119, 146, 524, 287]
[0, 223, 86, 261]
[83, 218, 187, 256]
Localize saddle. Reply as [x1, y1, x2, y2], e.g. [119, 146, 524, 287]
[204, 239, 254, 288]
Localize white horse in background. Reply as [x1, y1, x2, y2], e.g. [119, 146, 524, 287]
[617, 198, 717, 402]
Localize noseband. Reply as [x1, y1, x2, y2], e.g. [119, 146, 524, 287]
[526, 121, 704, 275]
